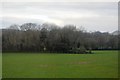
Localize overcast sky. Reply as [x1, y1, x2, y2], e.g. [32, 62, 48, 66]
[0, 2, 118, 32]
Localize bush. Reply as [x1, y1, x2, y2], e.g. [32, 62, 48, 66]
[70, 46, 86, 54]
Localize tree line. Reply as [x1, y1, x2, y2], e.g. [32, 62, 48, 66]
[2, 23, 119, 53]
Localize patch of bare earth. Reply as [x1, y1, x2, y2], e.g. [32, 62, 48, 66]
[39, 61, 89, 68]
[68, 61, 89, 65]
[39, 64, 49, 67]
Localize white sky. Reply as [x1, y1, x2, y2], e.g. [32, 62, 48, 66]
[0, 0, 119, 32]
[0, 0, 119, 2]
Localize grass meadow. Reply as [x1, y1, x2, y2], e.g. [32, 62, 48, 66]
[2, 50, 118, 78]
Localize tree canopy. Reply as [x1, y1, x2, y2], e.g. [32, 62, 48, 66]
[2, 23, 119, 53]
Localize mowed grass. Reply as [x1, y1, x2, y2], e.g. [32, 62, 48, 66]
[0, 53, 2, 78]
[2, 50, 118, 78]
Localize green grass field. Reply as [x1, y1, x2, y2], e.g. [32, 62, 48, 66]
[0, 53, 2, 78]
[2, 50, 118, 78]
